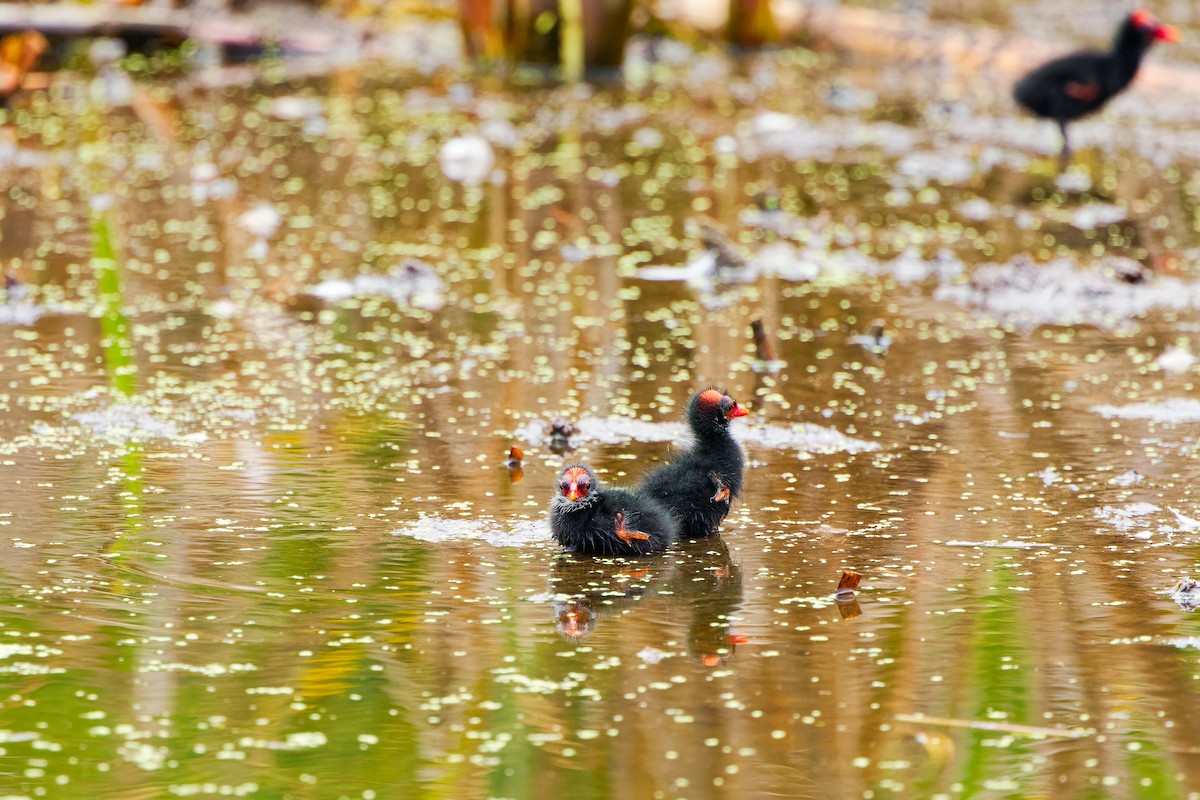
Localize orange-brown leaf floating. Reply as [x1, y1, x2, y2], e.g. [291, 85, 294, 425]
[505, 445, 523, 482]
[836, 570, 862, 596]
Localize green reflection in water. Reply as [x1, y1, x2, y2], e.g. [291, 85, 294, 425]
[961, 557, 1033, 798]
[1127, 735, 1181, 800]
[92, 208, 137, 399]
[93, 207, 146, 553]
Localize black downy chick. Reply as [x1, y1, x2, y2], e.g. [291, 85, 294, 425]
[550, 465, 679, 556]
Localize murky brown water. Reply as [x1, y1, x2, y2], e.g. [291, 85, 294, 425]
[3, 18, 1200, 800]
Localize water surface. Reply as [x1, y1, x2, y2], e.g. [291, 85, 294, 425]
[2, 22, 1200, 800]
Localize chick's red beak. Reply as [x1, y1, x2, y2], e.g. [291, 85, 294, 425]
[1156, 24, 1180, 42]
[729, 404, 749, 418]
[566, 483, 583, 502]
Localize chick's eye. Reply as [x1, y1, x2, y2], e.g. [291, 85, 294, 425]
[720, 398, 734, 413]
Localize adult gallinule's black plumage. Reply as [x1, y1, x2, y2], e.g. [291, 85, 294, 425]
[1013, 9, 1178, 167]
[549, 465, 678, 556]
[639, 388, 748, 539]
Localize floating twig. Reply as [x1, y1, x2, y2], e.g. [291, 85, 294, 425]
[751, 318, 784, 373]
[751, 319, 777, 362]
[894, 713, 1093, 739]
[835, 570, 862, 596]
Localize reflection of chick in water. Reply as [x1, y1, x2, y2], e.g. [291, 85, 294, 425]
[549, 554, 675, 640]
[665, 537, 746, 666]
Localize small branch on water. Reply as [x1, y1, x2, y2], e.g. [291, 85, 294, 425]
[894, 713, 1094, 739]
[751, 319, 777, 362]
[751, 318, 784, 374]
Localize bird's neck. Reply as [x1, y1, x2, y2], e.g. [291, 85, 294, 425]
[691, 422, 736, 448]
[1108, 22, 1152, 88]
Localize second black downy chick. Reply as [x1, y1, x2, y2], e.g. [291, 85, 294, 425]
[639, 388, 748, 539]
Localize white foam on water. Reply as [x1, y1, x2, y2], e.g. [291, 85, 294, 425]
[1094, 502, 1162, 531]
[1163, 636, 1200, 649]
[937, 256, 1200, 330]
[519, 415, 877, 455]
[736, 422, 880, 455]
[942, 539, 1051, 549]
[1092, 398, 1200, 424]
[73, 405, 207, 445]
[393, 515, 551, 548]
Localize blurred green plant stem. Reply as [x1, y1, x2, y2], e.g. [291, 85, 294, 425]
[92, 207, 138, 399]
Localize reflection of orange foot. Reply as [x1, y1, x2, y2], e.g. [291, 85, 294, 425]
[710, 472, 731, 504]
[614, 512, 650, 547]
[698, 634, 749, 667]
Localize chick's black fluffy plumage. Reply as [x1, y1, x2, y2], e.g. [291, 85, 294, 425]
[550, 465, 678, 556]
[639, 388, 747, 539]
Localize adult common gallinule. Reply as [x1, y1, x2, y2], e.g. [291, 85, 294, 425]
[1013, 9, 1178, 167]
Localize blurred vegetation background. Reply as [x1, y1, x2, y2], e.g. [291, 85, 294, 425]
[0, 0, 785, 86]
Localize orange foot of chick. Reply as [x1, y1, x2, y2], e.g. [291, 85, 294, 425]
[710, 472, 731, 504]
[614, 512, 651, 547]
